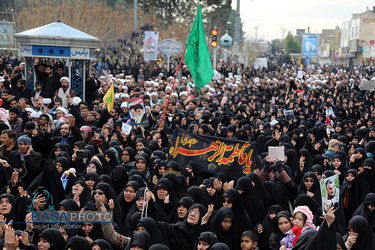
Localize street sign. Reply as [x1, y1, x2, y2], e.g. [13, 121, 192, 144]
[209, 53, 220, 57]
[302, 35, 318, 57]
[157, 39, 183, 56]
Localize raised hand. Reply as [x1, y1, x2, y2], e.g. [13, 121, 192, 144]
[201, 204, 214, 225]
[4, 226, 19, 250]
[25, 213, 33, 232]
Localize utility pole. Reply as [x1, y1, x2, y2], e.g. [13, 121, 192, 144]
[134, 0, 138, 31]
[217, 0, 220, 32]
[254, 24, 262, 44]
[280, 26, 285, 39]
[234, 0, 240, 51]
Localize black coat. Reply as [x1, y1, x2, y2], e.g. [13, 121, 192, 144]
[158, 204, 209, 250]
[6, 150, 43, 188]
[42, 75, 60, 98]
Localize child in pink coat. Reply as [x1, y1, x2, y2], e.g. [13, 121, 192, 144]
[280, 206, 317, 250]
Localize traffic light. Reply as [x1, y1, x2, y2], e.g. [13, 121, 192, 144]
[211, 28, 218, 47]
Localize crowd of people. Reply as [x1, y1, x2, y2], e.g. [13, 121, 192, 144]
[0, 47, 375, 249]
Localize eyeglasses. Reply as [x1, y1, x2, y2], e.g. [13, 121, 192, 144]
[40, 118, 47, 121]
[222, 198, 232, 204]
[188, 210, 200, 216]
[123, 153, 129, 156]
[93, 191, 104, 195]
[304, 179, 314, 183]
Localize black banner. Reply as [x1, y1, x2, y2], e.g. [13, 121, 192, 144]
[168, 128, 256, 180]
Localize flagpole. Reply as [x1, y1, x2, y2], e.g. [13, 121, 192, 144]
[161, 45, 187, 121]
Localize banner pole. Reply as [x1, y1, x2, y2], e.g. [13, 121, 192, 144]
[162, 45, 187, 121]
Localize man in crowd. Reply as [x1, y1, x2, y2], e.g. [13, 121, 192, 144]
[0, 129, 17, 160]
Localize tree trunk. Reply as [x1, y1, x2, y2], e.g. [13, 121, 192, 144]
[149, 0, 154, 13]
[149, 0, 154, 27]
[168, 5, 172, 26]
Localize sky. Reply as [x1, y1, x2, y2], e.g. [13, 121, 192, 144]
[231, 0, 375, 41]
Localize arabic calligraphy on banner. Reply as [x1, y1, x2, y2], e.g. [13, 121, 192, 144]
[169, 128, 256, 179]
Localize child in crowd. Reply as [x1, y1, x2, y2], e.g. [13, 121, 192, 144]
[280, 206, 316, 250]
[241, 230, 259, 250]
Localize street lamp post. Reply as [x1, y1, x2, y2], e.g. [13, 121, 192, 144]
[329, 35, 334, 64]
[234, 0, 240, 52]
[134, 0, 138, 31]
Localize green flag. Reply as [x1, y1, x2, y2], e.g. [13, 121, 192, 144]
[184, 5, 214, 91]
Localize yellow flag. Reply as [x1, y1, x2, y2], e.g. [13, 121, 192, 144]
[103, 84, 115, 111]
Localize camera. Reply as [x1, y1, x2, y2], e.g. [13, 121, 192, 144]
[90, 138, 103, 146]
[38, 186, 44, 197]
[76, 151, 87, 159]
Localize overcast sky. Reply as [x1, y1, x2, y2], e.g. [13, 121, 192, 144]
[231, 0, 375, 41]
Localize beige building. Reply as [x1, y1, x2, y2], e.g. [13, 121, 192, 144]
[340, 7, 375, 65]
[319, 28, 340, 64]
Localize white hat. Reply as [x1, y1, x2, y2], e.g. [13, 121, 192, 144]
[150, 92, 158, 97]
[60, 76, 70, 84]
[179, 91, 187, 97]
[115, 93, 120, 100]
[20, 62, 25, 66]
[154, 83, 159, 87]
[72, 97, 82, 106]
[47, 114, 53, 123]
[0, 77, 4, 82]
[108, 74, 114, 78]
[124, 94, 130, 98]
[181, 76, 187, 80]
[120, 93, 127, 99]
[25, 108, 34, 113]
[100, 76, 106, 79]
[30, 111, 42, 118]
[56, 107, 69, 115]
[120, 102, 128, 108]
[43, 98, 52, 105]
[171, 93, 178, 98]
